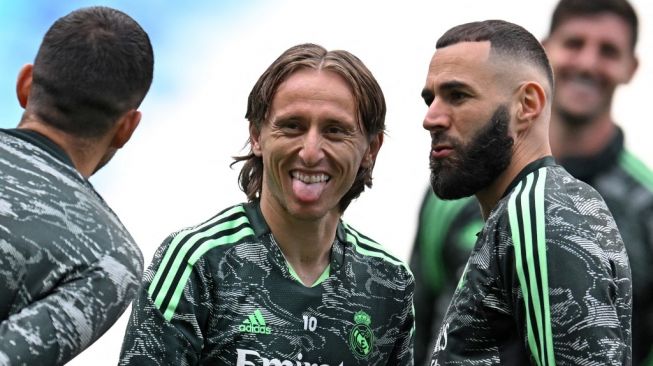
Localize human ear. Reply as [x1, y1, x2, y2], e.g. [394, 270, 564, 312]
[515, 81, 546, 133]
[111, 110, 141, 149]
[16, 64, 33, 108]
[249, 122, 262, 157]
[361, 132, 384, 169]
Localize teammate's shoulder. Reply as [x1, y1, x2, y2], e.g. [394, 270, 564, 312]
[146, 203, 257, 321]
[495, 163, 556, 223]
[159, 203, 256, 258]
[617, 149, 653, 194]
[340, 221, 412, 278]
[507, 163, 600, 202]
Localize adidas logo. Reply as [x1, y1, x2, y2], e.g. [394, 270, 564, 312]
[238, 309, 272, 334]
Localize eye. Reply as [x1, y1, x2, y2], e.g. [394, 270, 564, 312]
[324, 123, 354, 140]
[327, 126, 344, 134]
[277, 119, 302, 132]
[445, 90, 469, 105]
[325, 124, 346, 136]
[562, 37, 584, 50]
[284, 121, 299, 129]
[600, 43, 621, 60]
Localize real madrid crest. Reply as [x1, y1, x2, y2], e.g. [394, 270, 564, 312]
[348, 310, 374, 359]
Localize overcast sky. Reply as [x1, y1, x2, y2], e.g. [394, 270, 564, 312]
[2, 1, 652, 363]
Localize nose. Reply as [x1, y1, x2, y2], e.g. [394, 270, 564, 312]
[423, 98, 451, 132]
[574, 44, 600, 73]
[298, 128, 325, 166]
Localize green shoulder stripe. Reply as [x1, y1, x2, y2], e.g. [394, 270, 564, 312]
[619, 150, 653, 192]
[149, 205, 246, 298]
[508, 168, 554, 366]
[342, 222, 411, 273]
[162, 224, 254, 321]
[148, 205, 255, 321]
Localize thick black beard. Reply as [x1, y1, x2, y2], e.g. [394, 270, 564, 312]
[430, 105, 514, 199]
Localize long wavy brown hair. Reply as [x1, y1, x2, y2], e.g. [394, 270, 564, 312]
[231, 43, 386, 213]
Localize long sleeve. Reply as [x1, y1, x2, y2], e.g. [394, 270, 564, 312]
[119, 236, 210, 366]
[504, 171, 631, 365]
[0, 254, 141, 366]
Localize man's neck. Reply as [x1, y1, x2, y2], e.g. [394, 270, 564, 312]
[476, 156, 531, 220]
[476, 139, 551, 220]
[550, 111, 616, 159]
[18, 116, 105, 178]
[260, 197, 337, 286]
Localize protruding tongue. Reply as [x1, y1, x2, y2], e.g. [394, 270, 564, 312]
[292, 178, 327, 202]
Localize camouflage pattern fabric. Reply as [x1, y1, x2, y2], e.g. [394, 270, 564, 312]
[0, 130, 144, 366]
[413, 129, 653, 365]
[120, 201, 414, 365]
[429, 157, 632, 365]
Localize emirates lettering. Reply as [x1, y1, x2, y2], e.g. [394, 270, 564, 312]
[236, 349, 344, 366]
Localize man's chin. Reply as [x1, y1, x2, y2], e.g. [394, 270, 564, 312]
[556, 107, 598, 127]
[286, 200, 341, 222]
[430, 173, 476, 200]
[554, 97, 607, 126]
[431, 189, 473, 200]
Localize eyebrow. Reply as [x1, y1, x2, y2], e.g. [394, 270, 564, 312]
[422, 80, 470, 99]
[439, 80, 469, 92]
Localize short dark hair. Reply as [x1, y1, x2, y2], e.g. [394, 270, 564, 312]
[232, 43, 386, 212]
[437, 19, 554, 91]
[30, 6, 154, 138]
[549, 0, 638, 50]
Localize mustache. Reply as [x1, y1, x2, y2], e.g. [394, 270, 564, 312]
[430, 132, 462, 149]
[429, 136, 460, 171]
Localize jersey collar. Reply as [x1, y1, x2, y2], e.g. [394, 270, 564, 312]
[243, 200, 269, 238]
[557, 126, 624, 183]
[2, 128, 75, 168]
[502, 156, 557, 198]
[242, 199, 346, 244]
[243, 200, 346, 282]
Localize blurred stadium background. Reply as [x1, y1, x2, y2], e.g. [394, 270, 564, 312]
[1, 1, 651, 364]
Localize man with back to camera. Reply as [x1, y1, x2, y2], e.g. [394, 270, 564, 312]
[411, 0, 653, 364]
[420, 19, 631, 365]
[0, 6, 154, 366]
[119, 43, 415, 365]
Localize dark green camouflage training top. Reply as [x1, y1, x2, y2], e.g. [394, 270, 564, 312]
[413, 129, 652, 365]
[429, 157, 632, 366]
[0, 129, 144, 365]
[119, 201, 415, 365]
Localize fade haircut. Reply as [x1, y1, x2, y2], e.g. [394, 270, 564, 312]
[437, 19, 554, 93]
[549, 0, 638, 51]
[232, 43, 386, 213]
[29, 6, 154, 138]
